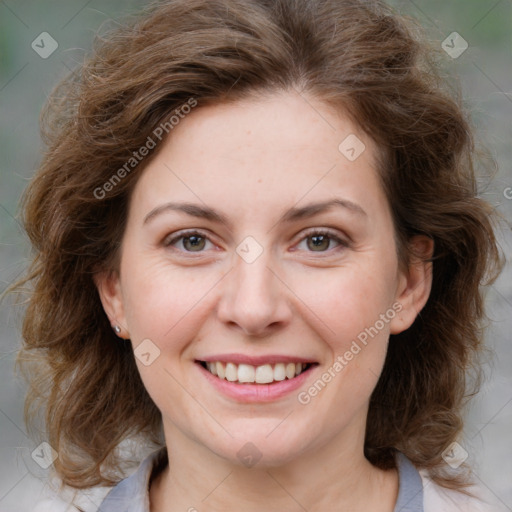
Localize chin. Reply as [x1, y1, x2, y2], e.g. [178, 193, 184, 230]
[220, 432, 310, 469]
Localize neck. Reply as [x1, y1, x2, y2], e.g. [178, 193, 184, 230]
[150, 420, 398, 511]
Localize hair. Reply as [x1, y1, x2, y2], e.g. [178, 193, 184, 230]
[12, 0, 503, 494]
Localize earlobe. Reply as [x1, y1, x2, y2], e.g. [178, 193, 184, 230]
[389, 236, 434, 335]
[94, 270, 129, 338]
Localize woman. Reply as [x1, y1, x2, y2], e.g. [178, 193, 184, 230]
[17, 0, 504, 510]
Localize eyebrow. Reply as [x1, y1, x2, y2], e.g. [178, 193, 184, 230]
[280, 198, 367, 223]
[143, 198, 367, 226]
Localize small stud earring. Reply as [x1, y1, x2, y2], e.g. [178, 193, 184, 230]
[113, 325, 121, 334]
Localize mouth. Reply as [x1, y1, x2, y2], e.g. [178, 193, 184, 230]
[196, 360, 318, 385]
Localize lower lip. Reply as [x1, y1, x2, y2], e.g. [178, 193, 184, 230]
[196, 362, 316, 403]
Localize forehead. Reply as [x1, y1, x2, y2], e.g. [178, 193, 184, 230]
[129, 91, 388, 223]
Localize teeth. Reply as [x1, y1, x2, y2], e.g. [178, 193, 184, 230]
[203, 361, 309, 383]
[216, 361, 225, 379]
[274, 363, 286, 381]
[225, 362, 238, 382]
[237, 364, 255, 383]
[255, 364, 274, 384]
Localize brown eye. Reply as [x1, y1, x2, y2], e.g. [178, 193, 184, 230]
[307, 234, 331, 251]
[294, 229, 348, 254]
[164, 231, 213, 252]
[182, 235, 206, 251]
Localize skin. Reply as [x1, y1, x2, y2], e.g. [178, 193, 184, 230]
[96, 90, 433, 511]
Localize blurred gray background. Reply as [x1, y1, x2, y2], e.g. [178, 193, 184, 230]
[0, 1, 511, 510]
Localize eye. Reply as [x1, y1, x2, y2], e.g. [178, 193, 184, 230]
[163, 228, 348, 255]
[164, 230, 215, 252]
[295, 229, 348, 253]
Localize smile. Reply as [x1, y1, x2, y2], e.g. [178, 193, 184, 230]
[195, 357, 318, 402]
[199, 361, 313, 384]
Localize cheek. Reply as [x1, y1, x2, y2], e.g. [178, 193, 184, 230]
[288, 260, 397, 349]
[287, 258, 397, 412]
[294, 268, 394, 424]
[119, 250, 223, 341]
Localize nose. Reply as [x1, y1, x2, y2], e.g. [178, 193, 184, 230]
[216, 248, 292, 337]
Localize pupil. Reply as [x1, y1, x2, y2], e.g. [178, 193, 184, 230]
[184, 235, 205, 251]
[308, 235, 329, 251]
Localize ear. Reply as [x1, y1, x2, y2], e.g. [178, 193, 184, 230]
[389, 235, 434, 335]
[94, 270, 129, 339]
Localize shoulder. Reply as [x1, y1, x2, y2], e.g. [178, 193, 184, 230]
[419, 469, 508, 512]
[31, 485, 111, 512]
[31, 447, 165, 512]
[32, 496, 84, 512]
[96, 447, 167, 512]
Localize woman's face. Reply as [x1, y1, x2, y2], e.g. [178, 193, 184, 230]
[97, 91, 431, 467]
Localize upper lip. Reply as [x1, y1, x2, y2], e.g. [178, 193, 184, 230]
[197, 354, 317, 366]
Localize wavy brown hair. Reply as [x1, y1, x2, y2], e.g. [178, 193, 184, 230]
[13, 0, 502, 493]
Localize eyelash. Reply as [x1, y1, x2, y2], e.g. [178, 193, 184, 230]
[294, 228, 349, 253]
[163, 228, 349, 255]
